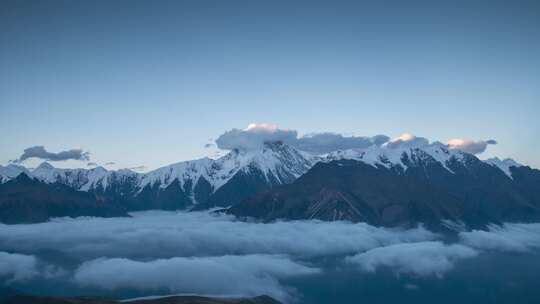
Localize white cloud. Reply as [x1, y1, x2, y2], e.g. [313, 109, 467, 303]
[0, 252, 39, 283]
[14, 146, 90, 163]
[214, 124, 499, 157]
[215, 123, 298, 150]
[459, 223, 540, 253]
[345, 241, 478, 278]
[384, 133, 430, 149]
[0, 211, 437, 260]
[1, 212, 540, 301]
[447, 139, 497, 154]
[74, 254, 319, 303]
[295, 133, 389, 154]
[215, 123, 389, 153]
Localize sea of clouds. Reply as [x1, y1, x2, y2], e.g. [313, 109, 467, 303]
[0, 211, 539, 303]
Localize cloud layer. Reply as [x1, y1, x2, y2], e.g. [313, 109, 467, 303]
[1, 211, 539, 301]
[0, 211, 436, 260]
[216, 123, 298, 150]
[345, 242, 478, 278]
[459, 223, 540, 253]
[215, 124, 496, 155]
[0, 252, 38, 283]
[15, 146, 90, 163]
[74, 255, 318, 302]
[295, 133, 389, 154]
[216, 123, 390, 153]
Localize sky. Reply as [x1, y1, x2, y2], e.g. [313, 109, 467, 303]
[1, 0, 539, 170]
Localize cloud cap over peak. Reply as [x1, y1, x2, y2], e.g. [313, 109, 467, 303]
[384, 133, 430, 149]
[447, 139, 497, 154]
[215, 124, 499, 156]
[215, 123, 389, 153]
[215, 123, 298, 150]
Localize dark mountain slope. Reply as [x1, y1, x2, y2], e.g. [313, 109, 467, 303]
[229, 158, 540, 229]
[0, 174, 128, 224]
[230, 160, 467, 228]
[510, 165, 540, 208]
[403, 151, 539, 224]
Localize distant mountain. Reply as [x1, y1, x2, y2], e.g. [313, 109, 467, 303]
[0, 174, 128, 224]
[0, 142, 315, 217]
[229, 144, 540, 229]
[2, 140, 538, 227]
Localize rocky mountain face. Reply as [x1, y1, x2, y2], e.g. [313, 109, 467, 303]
[229, 145, 540, 229]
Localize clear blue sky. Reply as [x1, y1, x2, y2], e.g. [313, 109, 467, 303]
[1, 0, 539, 170]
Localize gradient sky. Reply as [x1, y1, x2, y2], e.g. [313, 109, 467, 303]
[1, 0, 539, 170]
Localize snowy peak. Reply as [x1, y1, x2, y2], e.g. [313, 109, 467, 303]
[240, 141, 315, 182]
[484, 157, 523, 178]
[138, 141, 315, 198]
[0, 164, 30, 183]
[36, 162, 54, 170]
[0, 140, 529, 205]
[138, 157, 214, 193]
[324, 142, 481, 175]
[27, 162, 138, 192]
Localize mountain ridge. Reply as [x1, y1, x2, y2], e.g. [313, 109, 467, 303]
[1, 140, 537, 225]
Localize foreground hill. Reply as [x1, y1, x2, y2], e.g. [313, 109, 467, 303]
[0, 295, 280, 304]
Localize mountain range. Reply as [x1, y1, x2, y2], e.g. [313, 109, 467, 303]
[1, 140, 539, 227]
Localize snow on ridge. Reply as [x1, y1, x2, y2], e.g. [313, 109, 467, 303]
[138, 142, 315, 195]
[1, 141, 526, 191]
[324, 141, 463, 173]
[484, 157, 523, 178]
[0, 164, 31, 183]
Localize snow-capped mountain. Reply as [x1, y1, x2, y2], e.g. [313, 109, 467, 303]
[230, 143, 540, 228]
[139, 141, 315, 199]
[1, 141, 316, 210]
[0, 164, 30, 183]
[1, 138, 538, 225]
[323, 141, 523, 178]
[484, 157, 523, 178]
[2, 140, 525, 191]
[26, 161, 140, 194]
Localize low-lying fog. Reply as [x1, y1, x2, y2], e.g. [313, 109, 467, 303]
[1, 211, 539, 303]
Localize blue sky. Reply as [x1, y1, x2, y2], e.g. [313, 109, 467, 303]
[1, 0, 539, 170]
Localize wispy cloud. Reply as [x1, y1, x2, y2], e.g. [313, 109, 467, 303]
[447, 139, 497, 154]
[74, 254, 319, 303]
[0, 252, 39, 283]
[345, 241, 478, 277]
